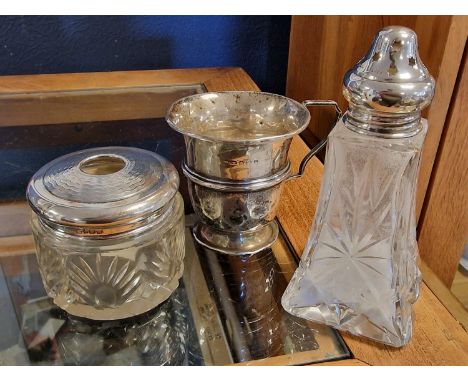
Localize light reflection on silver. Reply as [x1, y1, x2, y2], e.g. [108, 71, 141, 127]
[202, 246, 319, 361]
[0, 223, 349, 365]
[343, 26, 435, 138]
[166, 91, 311, 181]
[166, 92, 341, 255]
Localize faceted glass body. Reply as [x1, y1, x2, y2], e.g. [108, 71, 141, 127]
[32, 193, 185, 320]
[282, 118, 427, 347]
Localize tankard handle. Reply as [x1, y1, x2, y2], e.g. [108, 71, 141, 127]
[287, 100, 342, 181]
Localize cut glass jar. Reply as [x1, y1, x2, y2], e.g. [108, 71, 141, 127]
[27, 147, 185, 320]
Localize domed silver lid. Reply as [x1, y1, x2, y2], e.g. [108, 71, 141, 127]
[343, 26, 435, 137]
[27, 147, 179, 237]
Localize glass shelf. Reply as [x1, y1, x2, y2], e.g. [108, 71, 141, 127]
[0, 82, 349, 365]
[0, 216, 349, 365]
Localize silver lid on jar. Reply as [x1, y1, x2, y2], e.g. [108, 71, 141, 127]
[26, 147, 179, 237]
[343, 26, 435, 137]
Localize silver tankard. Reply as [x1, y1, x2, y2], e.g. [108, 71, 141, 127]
[166, 91, 341, 255]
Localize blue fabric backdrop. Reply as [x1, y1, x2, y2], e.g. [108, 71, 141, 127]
[0, 16, 291, 94]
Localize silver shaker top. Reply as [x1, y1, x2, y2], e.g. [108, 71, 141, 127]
[343, 26, 435, 137]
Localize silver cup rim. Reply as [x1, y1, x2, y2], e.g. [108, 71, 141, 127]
[165, 91, 311, 143]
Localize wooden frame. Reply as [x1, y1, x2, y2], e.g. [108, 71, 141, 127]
[286, 15, 468, 290]
[418, 45, 468, 287]
[286, 16, 466, 220]
[0, 68, 467, 365]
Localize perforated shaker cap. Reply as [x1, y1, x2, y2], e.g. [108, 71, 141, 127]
[343, 26, 435, 137]
[26, 147, 179, 237]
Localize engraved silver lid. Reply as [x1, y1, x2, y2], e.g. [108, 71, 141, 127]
[343, 26, 435, 137]
[26, 147, 179, 237]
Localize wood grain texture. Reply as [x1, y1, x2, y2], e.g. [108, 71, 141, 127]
[204, 67, 260, 92]
[286, 17, 380, 162]
[0, 86, 202, 127]
[287, 16, 382, 145]
[416, 16, 468, 222]
[340, 283, 468, 365]
[418, 44, 468, 287]
[0, 67, 254, 127]
[311, 359, 368, 366]
[0, 235, 35, 257]
[277, 137, 323, 254]
[421, 262, 468, 331]
[286, 16, 466, 220]
[274, 94, 468, 365]
[451, 267, 468, 310]
[0, 67, 234, 93]
[1, 67, 467, 365]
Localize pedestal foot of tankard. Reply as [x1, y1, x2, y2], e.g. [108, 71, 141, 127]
[192, 221, 278, 256]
